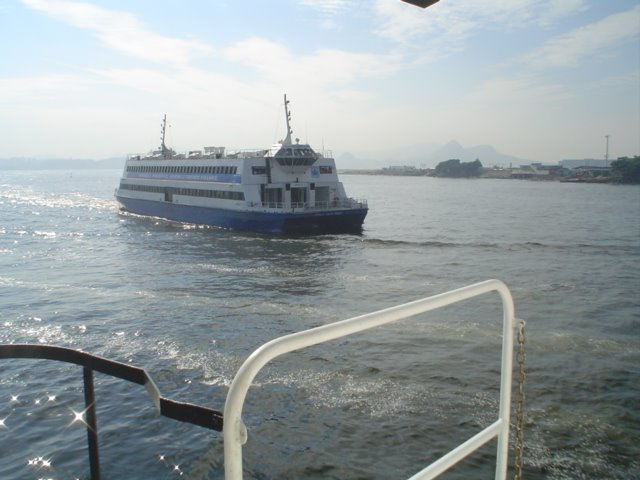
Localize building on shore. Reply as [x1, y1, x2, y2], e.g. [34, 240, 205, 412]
[509, 163, 570, 179]
[381, 165, 433, 176]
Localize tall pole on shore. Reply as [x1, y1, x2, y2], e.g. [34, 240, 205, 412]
[605, 135, 610, 167]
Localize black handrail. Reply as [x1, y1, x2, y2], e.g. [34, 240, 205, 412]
[0, 344, 223, 480]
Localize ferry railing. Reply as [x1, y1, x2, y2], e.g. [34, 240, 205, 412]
[260, 201, 286, 209]
[0, 344, 223, 480]
[259, 199, 368, 210]
[351, 197, 368, 208]
[310, 199, 367, 210]
[224, 279, 517, 480]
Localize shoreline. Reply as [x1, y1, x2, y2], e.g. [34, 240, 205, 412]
[338, 169, 621, 184]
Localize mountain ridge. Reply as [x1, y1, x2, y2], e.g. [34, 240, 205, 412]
[336, 140, 530, 169]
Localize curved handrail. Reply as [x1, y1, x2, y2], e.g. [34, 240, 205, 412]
[224, 279, 516, 480]
[1, 344, 224, 479]
[0, 344, 224, 430]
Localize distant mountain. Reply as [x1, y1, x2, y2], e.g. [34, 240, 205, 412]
[336, 140, 529, 169]
[336, 143, 440, 169]
[0, 157, 124, 170]
[429, 140, 527, 168]
[333, 151, 381, 170]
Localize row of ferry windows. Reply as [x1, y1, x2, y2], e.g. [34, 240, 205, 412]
[128, 165, 238, 175]
[119, 183, 244, 200]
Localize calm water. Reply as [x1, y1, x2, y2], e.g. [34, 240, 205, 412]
[1, 170, 639, 479]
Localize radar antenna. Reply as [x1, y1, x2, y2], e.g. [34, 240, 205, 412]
[283, 94, 293, 146]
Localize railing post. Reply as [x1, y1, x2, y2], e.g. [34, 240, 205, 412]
[494, 283, 515, 480]
[83, 367, 101, 480]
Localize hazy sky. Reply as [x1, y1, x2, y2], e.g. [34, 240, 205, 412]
[1, 0, 639, 163]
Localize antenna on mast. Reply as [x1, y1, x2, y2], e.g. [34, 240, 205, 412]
[283, 94, 293, 145]
[160, 114, 170, 158]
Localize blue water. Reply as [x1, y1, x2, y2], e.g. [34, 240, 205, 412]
[1, 170, 639, 479]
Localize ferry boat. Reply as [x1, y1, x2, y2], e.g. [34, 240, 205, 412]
[115, 95, 368, 235]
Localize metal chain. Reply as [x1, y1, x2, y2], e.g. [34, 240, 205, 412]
[514, 319, 527, 480]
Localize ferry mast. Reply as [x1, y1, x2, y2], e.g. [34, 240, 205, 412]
[160, 114, 170, 158]
[283, 94, 293, 146]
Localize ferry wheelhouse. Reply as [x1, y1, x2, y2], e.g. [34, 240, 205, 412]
[115, 96, 368, 235]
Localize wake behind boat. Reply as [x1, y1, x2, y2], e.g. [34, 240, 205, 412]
[114, 95, 368, 235]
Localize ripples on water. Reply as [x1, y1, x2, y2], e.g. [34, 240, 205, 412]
[1, 170, 639, 479]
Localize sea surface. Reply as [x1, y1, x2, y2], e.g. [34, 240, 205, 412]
[0, 170, 638, 479]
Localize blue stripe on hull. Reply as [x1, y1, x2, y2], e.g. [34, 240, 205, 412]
[115, 195, 367, 235]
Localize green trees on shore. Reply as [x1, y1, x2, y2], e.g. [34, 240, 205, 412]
[435, 159, 483, 178]
[431, 156, 640, 184]
[610, 156, 640, 184]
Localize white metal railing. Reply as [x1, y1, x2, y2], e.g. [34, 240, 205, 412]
[223, 279, 517, 480]
[258, 198, 368, 211]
